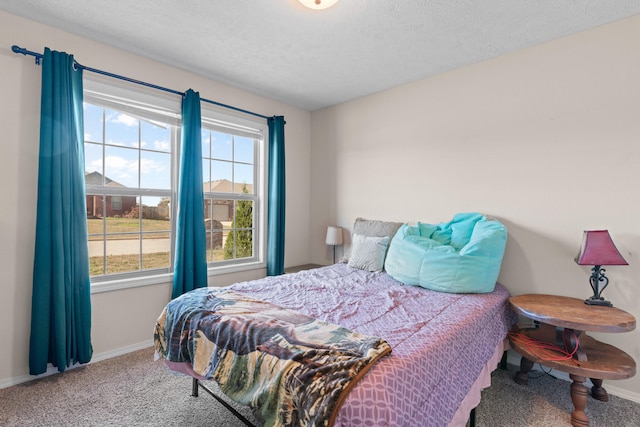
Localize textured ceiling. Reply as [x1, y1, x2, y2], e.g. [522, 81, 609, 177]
[3, 0, 640, 111]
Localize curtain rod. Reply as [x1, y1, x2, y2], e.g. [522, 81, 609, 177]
[12, 45, 271, 121]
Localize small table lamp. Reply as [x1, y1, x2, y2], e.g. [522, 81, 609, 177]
[575, 230, 628, 307]
[325, 226, 343, 264]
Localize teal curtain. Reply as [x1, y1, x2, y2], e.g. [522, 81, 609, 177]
[172, 89, 207, 298]
[267, 116, 286, 276]
[29, 48, 92, 375]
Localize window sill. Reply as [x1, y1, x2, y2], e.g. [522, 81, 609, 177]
[90, 261, 267, 294]
[90, 273, 173, 294]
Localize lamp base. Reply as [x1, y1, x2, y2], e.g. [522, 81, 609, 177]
[584, 297, 612, 307]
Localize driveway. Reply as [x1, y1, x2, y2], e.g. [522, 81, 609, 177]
[88, 238, 171, 256]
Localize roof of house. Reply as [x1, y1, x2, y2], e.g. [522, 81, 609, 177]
[204, 179, 253, 194]
[85, 171, 126, 188]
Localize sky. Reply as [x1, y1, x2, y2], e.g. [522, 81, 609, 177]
[83, 103, 255, 207]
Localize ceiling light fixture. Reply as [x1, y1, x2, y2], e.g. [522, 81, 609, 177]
[298, 0, 339, 10]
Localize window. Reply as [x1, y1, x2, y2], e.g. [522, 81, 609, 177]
[201, 109, 267, 268]
[111, 196, 122, 211]
[83, 100, 176, 279]
[83, 77, 267, 285]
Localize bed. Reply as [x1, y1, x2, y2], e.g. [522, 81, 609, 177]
[154, 215, 516, 426]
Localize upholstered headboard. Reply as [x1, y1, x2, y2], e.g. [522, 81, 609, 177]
[352, 217, 404, 240]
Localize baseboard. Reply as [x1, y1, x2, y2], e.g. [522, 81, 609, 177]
[90, 340, 154, 363]
[505, 350, 640, 404]
[0, 340, 153, 390]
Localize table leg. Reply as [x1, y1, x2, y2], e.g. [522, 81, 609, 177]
[514, 357, 534, 386]
[590, 378, 609, 402]
[570, 374, 589, 427]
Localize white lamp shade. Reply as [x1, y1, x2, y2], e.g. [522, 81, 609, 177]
[325, 226, 343, 245]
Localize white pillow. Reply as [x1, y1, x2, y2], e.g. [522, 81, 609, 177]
[347, 234, 390, 272]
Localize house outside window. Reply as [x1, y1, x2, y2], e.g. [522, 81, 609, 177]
[83, 76, 267, 287]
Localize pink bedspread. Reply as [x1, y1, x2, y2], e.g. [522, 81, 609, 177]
[230, 263, 516, 426]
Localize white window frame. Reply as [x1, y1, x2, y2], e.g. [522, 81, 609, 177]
[200, 105, 268, 273]
[83, 75, 268, 293]
[83, 76, 180, 290]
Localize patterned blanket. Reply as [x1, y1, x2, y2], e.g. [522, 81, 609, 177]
[154, 288, 392, 427]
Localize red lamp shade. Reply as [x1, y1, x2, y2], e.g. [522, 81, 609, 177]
[575, 230, 628, 266]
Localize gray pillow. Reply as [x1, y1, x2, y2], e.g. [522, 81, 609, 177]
[345, 218, 404, 267]
[353, 217, 403, 240]
[347, 234, 390, 272]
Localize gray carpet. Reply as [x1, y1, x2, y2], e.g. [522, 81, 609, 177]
[1, 347, 638, 426]
[476, 365, 640, 427]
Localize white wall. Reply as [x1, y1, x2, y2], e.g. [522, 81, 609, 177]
[311, 16, 640, 400]
[0, 10, 311, 386]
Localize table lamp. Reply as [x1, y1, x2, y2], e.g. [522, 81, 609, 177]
[325, 226, 343, 264]
[575, 230, 628, 307]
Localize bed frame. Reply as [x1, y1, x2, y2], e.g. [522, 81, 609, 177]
[191, 378, 255, 427]
[190, 378, 481, 427]
[187, 351, 509, 427]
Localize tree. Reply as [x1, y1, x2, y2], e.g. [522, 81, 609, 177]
[223, 185, 253, 259]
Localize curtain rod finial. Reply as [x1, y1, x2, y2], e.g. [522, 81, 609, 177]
[12, 45, 41, 65]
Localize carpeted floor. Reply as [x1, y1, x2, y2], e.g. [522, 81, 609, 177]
[0, 348, 255, 427]
[1, 347, 638, 426]
[476, 364, 640, 426]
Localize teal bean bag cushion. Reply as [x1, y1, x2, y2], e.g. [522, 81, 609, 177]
[384, 213, 507, 293]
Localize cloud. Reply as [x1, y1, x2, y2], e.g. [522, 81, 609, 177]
[89, 155, 166, 184]
[89, 155, 133, 174]
[107, 112, 138, 127]
[140, 158, 166, 174]
[153, 140, 170, 151]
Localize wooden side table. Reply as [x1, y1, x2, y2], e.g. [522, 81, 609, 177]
[508, 294, 636, 427]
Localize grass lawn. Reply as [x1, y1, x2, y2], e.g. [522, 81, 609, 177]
[90, 252, 169, 276]
[87, 218, 239, 275]
[87, 217, 170, 240]
[90, 249, 225, 276]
